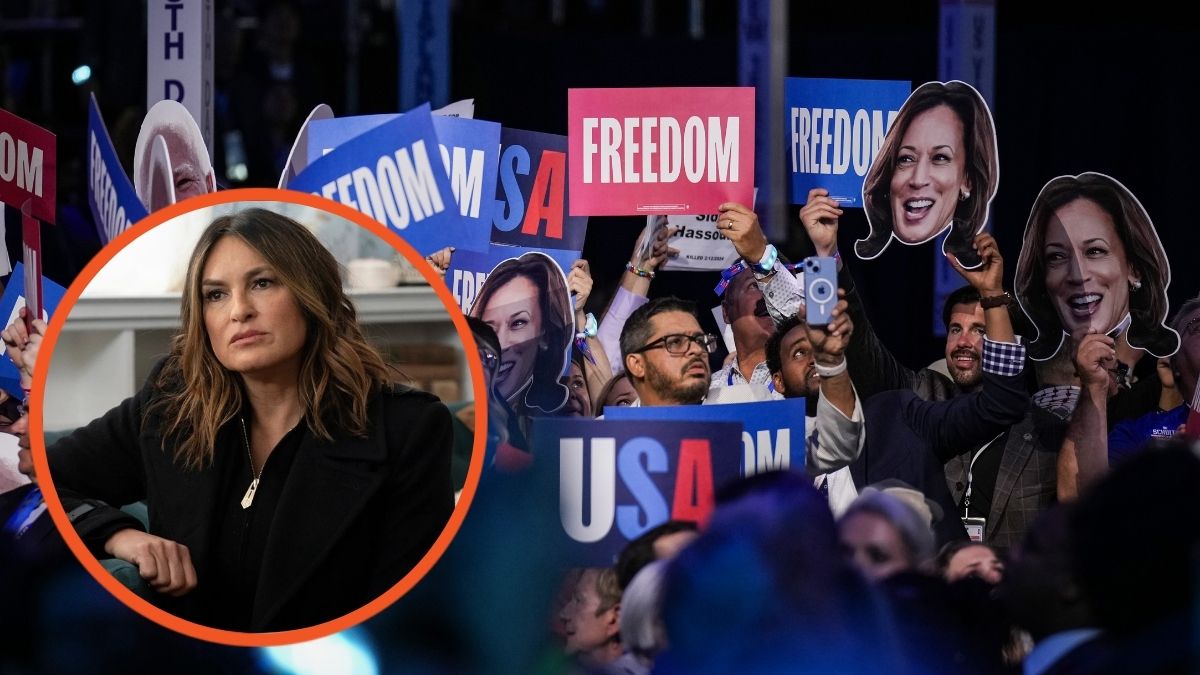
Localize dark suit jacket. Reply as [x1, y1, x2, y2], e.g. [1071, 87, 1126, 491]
[840, 273, 1058, 550]
[853, 367, 1029, 545]
[47, 367, 454, 632]
[943, 407, 1065, 553]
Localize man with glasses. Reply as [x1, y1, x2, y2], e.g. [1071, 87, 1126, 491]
[619, 297, 718, 407]
[618, 296, 865, 476]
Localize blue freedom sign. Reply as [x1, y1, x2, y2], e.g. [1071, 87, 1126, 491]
[784, 78, 910, 205]
[605, 398, 809, 477]
[87, 95, 148, 244]
[491, 128, 589, 253]
[0, 263, 66, 398]
[308, 113, 500, 251]
[289, 104, 483, 255]
[532, 417, 743, 566]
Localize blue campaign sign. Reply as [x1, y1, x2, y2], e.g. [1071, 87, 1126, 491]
[87, 94, 148, 244]
[491, 128, 589, 252]
[308, 114, 500, 251]
[288, 104, 486, 255]
[533, 417, 743, 566]
[605, 398, 809, 477]
[0, 263, 66, 398]
[444, 243, 579, 315]
[784, 78, 911, 205]
[307, 114, 395, 158]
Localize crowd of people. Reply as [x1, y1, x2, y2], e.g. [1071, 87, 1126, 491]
[420, 88, 1197, 673]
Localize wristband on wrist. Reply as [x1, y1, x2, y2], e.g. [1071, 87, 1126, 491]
[576, 313, 598, 340]
[751, 244, 778, 275]
[979, 291, 1014, 310]
[626, 261, 655, 279]
[813, 358, 847, 377]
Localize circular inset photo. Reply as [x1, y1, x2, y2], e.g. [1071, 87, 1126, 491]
[24, 189, 486, 645]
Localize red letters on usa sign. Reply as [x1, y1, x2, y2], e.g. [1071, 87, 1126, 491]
[0, 109, 56, 224]
[567, 87, 755, 216]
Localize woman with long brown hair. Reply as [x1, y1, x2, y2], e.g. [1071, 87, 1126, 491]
[41, 207, 453, 631]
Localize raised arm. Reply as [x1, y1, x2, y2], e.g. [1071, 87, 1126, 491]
[805, 291, 866, 474]
[808, 188, 921, 396]
[1057, 333, 1116, 501]
[596, 220, 676, 374]
[907, 233, 1028, 461]
[566, 259, 613, 401]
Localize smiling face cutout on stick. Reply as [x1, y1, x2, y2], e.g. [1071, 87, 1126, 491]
[1015, 172, 1179, 361]
[855, 80, 999, 268]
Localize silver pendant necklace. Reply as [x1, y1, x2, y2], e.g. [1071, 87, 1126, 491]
[239, 418, 261, 509]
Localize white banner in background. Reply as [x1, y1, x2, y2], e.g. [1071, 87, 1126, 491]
[147, 0, 214, 157]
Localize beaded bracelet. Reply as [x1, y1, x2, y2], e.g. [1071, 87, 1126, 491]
[626, 261, 655, 279]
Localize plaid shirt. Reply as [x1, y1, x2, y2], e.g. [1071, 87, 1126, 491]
[981, 336, 1025, 377]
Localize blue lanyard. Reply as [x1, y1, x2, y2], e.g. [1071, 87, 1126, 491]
[727, 367, 775, 393]
[4, 485, 44, 538]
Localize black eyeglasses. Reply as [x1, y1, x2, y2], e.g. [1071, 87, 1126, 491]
[634, 333, 719, 356]
[0, 395, 26, 427]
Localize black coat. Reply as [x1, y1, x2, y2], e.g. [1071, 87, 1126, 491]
[852, 366, 1030, 546]
[47, 366, 454, 632]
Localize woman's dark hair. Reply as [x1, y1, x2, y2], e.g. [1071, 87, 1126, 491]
[856, 80, 999, 265]
[1015, 172, 1178, 360]
[469, 252, 572, 414]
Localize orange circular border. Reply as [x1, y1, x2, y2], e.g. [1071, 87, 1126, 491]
[30, 188, 487, 646]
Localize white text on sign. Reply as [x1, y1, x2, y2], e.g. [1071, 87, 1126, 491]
[790, 107, 898, 177]
[316, 139, 446, 231]
[0, 132, 46, 198]
[580, 116, 739, 184]
[89, 131, 130, 242]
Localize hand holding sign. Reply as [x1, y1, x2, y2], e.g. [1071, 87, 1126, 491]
[798, 188, 844, 258]
[425, 246, 455, 279]
[1, 307, 43, 391]
[634, 217, 679, 271]
[716, 202, 769, 265]
[567, 259, 593, 328]
[1074, 332, 1118, 394]
[947, 232, 1004, 297]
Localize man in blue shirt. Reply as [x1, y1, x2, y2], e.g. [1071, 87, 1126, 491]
[1107, 297, 1199, 465]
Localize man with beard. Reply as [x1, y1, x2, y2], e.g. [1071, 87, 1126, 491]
[746, 189, 1062, 552]
[763, 304, 861, 516]
[621, 296, 864, 475]
[619, 297, 722, 407]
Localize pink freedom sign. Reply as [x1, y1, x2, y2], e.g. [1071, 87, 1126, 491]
[0, 108, 56, 224]
[568, 87, 754, 216]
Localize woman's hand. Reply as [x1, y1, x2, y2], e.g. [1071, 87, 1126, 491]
[424, 246, 455, 279]
[1074, 332, 1118, 395]
[567, 259, 594, 328]
[798, 188, 843, 258]
[2, 308, 45, 390]
[631, 216, 679, 272]
[104, 528, 198, 596]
